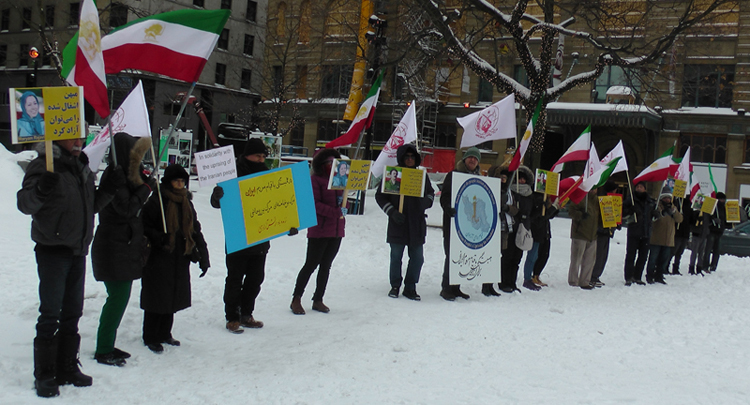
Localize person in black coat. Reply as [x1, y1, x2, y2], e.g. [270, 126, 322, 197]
[668, 197, 693, 275]
[91, 133, 155, 366]
[622, 182, 655, 285]
[499, 165, 534, 293]
[591, 180, 620, 287]
[523, 186, 559, 290]
[483, 164, 518, 296]
[376, 144, 434, 301]
[141, 164, 209, 353]
[703, 192, 727, 273]
[689, 204, 711, 275]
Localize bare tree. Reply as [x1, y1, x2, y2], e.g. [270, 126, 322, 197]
[413, 0, 739, 150]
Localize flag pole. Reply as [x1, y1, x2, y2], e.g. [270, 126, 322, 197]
[149, 139, 168, 233]
[626, 170, 637, 223]
[107, 113, 117, 167]
[158, 81, 197, 168]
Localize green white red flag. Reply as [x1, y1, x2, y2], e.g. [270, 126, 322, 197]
[633, 146, 677, 184]
[581, 157, 621, 192]
[508, 99, 542, 172]
[551, 125, 590, 172]
[63, 0, 109, 118]
[326, 71, 383, 149]
[600, 140, 629, 174]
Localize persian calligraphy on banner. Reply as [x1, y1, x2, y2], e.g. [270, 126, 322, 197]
[701, 195, 717, 215]
[608, 193, 623, 225]
[598, 196, 617, 228]
[219, 162, 316, 254]
[10, 86, 85, 144]
[399, 167, 426, 197]
[673, 179, 687, 199]
[534, 169, 560, 196]
[345, 160, 372, 191]
[726, 199, 741, 223]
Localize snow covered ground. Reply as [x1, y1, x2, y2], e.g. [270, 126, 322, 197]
[1, 145, 749, 404]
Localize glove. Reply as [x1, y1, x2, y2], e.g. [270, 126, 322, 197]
[199, 258, 210, 277]
[101, 166, 127, 194]
[211, 186, 224, 208]
[390, 211, 406, 224]
[446, 207, 456, 217]
[582, 212, 590, 220]
[160, 233, 171, 250]
[37, 171, 60, 196]
[341, 207, 348, 217]
[288, 227, 299, 236]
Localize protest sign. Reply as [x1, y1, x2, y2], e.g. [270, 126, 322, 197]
[328, 159, 352, 190]
[194, 145, 237, 187]
[449, 172, 502, 285]
[10, 86, 85, 144]
[219, 162, 316, 254]
[608, 193, 623, 224]
[534, 169, 559, 196]
[701, 195, 717, 215]
[726, 199, 741, 223]
[673, 179, 687, 199]
[381, 166, 402, 195]
[399, 167, 426, 198]
[345, 160, 372, 191]
[599, 196, 617, 228]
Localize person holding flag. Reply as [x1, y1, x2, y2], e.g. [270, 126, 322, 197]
[567, 187, 600, 290]
[645, 187, 683, 284]
[622, 182, 655, 285]
[703, 192, 727, 273]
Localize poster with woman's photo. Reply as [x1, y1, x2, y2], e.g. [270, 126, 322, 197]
[381, 166, 402, 195]
[9, 86, 85, 144]
[328, 159, 351, 190]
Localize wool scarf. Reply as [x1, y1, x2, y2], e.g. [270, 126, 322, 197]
[161, 186, 195, 255]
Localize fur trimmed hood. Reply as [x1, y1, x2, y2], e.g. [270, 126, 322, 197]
[312, 148, 341, 176]
[110, 133, 151, 187]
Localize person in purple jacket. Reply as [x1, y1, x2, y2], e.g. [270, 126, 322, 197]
[290, 149, 346, 315]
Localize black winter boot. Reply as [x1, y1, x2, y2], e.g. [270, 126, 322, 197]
[481, 283, 501, 296]
[688, 266, 695, 275]
[33, 336, 59, 398]
[56, 334, 93, 387]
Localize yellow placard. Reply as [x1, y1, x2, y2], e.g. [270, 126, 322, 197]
[44, 86, 84, 141]
[239, 168, 300, 246]
[545, 170, 560, 196]
[608, 193, 623, 224]
[599, 196, 617, 228]
[673, 179, 687, 199]
[726, 199, 741, 223]
[399, 167, 426, 197]
[701, 196, 717, 215]
[346, 160, 372, 191]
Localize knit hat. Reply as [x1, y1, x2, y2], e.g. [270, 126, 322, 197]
[163, 164, 189, 185]
[716, 192, 726, 200]
[462, 147, 481, 162]
[243, 138, 268, 157]
[658, 185, 672, 202]
[603, 180, 618, 193]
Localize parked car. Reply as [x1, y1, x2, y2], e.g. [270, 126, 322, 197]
[720, 220, 750, 258]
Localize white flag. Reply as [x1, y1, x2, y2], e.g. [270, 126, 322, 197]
[600, 140, 629, 174]
[458, 94, 516, 148]
[83, 80, 151, 172]
[584, 143, 601, 180]
[372, 101, 418, 178]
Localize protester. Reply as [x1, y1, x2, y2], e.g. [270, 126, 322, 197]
[703, 192, 727, 273]
[689, 206, 711, 275]
[376, 144, 434, 301]
[622, 182, 655, 285]
[591, 181, 619, 287]
[439, 147, 481, 301]
[523, 188, 558, 290]
[91, 133, 154, 366]
[483, 164, 517, 296]
[499, 165, 534, 293]
[18, 137, 121, 397]
[211, 138, 275, 332]
[141, 164, 209, 351]
[290, 148, 345, 314]
[17, 91, 45, 138]
[668, 197, 692, 275]
[567, 189, 600, 289]
[645, 190, 683, 284]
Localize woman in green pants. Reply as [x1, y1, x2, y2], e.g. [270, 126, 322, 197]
[91, 133, 155, 366]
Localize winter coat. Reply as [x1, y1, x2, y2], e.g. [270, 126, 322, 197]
[650, 200, 684, 247]
[530, 192, 558, 241]
[709, 201, 727, 236]
[17, 143, 114, 256]
[140, 185, 208, 314]
[376, 144, 434, 245]
[691, 211, 711, 238]
[91, 135, 153, 282]
[440, 159, 482, 232]
[307, 148, 345, 239]
[508, 166, 534, 234]
[674, 198, 692, 238]
[568, 191, 599, 242]
[623, 191, 656, 239]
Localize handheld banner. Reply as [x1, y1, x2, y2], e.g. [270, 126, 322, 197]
[449, 172, 502, 285]
[328, 159, 351, 190]
[194, 145, 237, 187]
[701, 195, 717, 215]
[673, 179, 687, 199]
[399, 167, 426, 198]
[608, 193, 623, 225]
[534, 169, 559, 196]
[381, 166, 402, 195]
[726, 199, 741, 223]
[598, 196, 617, 228]
[10, 86, 85, 144]
[219, 161, 316, 254]
[345, 160, 372, 191]
[692, 193, 706, 212]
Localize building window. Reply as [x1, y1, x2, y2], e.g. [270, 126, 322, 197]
[70, 2, 80, 26]
[45, 6, 55, 29]
[110, 3, 128, 28]
[513, 65, 529, 88]
[276, 2, 287, 37]
[745, 139, 750, 164]
[273, 66, 283, 96]
[42, 48, 51, 66]
[594, 66, 640, 104]
[290, 124, 304, 147]
[221, 0, 232, 10]
[682, 64, 735, 108]
[320, 65, 353, 98]
[317, 120, 346, 141]
[20, 44, 29, 68]
[1, 9, 9, 31]
[680, 133, 727, 164]
[246, 1, 257, 21]
[434, 123, 457, 148]
[215, 63, 226, 85]
[296, 65, 308, 99]
[22, 8, 31, 30]
[373, 121, 392, 142]
[0, 45, 7, 67]
[193, 0, 204, 7]
[241, 69, 252, 90]
[217, 29, 229, 50]
[478, 77, 493, 103]
[243, 34, 254, 56]
[299, 0, 311, 43]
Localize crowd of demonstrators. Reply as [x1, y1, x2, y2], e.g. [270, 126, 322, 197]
[140, 164, 210, 352]
[17, 138, 123, 397]
[591, 181, 620, 288]
[211, 138, 272, 333]
[498, 166, 534, 293]
[290, 148, 345, 314]
[622, 182, 655, 285]
[645, 189, 684, 284]
[439, 147, 481, 301]
[91, 134, 155, 366]
[567, 189, 600, 289]
[376, 144, 434, 301]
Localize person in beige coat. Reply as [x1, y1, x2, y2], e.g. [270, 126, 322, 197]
[567, 189, 599, 289]
[645, 191, 683, 284]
